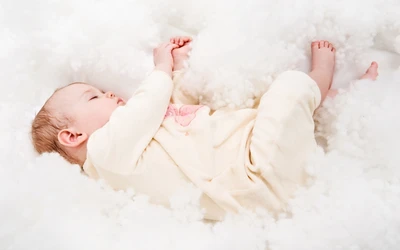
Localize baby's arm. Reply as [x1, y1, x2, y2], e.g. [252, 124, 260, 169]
[171, 70, 199, 105]
[86, 42, 178, 174]
[168, 36, 199, 104]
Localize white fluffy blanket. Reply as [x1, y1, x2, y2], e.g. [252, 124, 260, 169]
[1, 0, 400, 249]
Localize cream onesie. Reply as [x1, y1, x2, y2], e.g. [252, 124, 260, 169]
[83, 69, 321, 221]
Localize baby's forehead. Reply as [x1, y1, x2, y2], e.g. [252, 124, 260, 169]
[50, 83, 99, 105]
[61, 83, 100, 96]
[62, 82, 98, 93]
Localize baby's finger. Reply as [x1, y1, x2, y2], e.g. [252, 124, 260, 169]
[178, 37, 191, 44]
[156, 42, 170, 50]
[172, 37, 181, 45]
[164, 42, 173, 48]
[182, 36, 192, 42]
[166, 43, 179, 51]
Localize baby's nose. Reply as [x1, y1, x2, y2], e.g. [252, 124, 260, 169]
[105, 91, 115, 98]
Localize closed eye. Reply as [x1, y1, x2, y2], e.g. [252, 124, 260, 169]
[89, 96, 98, 101]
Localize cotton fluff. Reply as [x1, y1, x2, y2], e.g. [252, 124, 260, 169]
[1, 0, 400, 249]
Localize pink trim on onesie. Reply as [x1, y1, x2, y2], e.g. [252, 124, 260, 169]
[164, 105, 203, 127]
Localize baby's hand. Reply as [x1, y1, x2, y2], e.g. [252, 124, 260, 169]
[170, 36, 192, 46]
[170, 36, 192, 71]
[153, 42, 179, 76]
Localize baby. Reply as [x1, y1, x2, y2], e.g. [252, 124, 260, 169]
[31, 37, 378, 220]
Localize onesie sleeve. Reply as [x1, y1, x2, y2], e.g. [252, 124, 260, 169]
[170, 70, 199, 105]
[85, 70, 173, 175]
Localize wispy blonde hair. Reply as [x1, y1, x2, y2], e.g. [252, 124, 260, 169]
[31, 83, 84, 165]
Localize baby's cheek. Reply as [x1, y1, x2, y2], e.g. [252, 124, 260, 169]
[86, 112, 107, 132]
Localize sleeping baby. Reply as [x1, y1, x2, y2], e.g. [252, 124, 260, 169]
[31, 36, 378, 220]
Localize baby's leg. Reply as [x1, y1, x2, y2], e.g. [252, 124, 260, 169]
[248, 70, 320, 203]
[327, 62, 379, 98]
[248, 41, 336, 203]
[308, 41, 336, 104]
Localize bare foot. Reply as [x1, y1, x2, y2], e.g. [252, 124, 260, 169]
[308, 40, 336, 104]
[360, 61, 378, 80]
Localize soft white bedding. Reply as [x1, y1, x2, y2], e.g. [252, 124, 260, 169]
[1, 0, 400, 249]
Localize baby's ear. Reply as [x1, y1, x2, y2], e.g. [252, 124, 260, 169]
[58, 128, 88, 148]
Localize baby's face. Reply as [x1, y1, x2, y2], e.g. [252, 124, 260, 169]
[52, 83, 126, 136]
